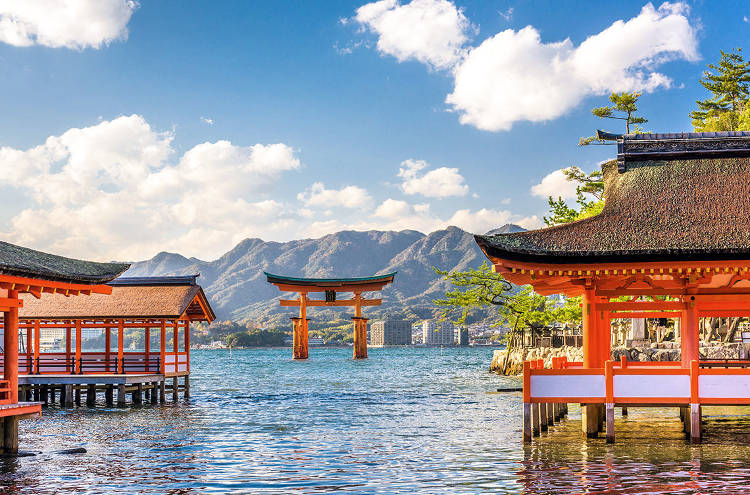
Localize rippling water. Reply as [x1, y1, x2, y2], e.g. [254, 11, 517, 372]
[6, 347, 750, 493]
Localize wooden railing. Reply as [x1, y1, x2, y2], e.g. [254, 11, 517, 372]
[524, 358, 750, 405]
[4, 352, 164, 375]
[0, 380, 11, 405]
[163, 352, 189, 376]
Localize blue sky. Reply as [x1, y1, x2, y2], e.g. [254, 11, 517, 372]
[0, 0, 747, 261]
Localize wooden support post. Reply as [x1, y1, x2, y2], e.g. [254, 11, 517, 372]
[546, 402, 554, 426]
[74, 387, 81, 406]
[65, 325, 71, 373]
[681, 301, 699, 368]
[184, 375, 190, 399]
[63, 385, 72, 407]
[539, 402, 548, 432]
[690, 403, 701, 443]
[352, 316, 368, 360]
[582, 405, 598, 438]
[105, 385, 113, 406]
[291, 317, 309, 360]
[151, 382, 158, 405]
[145, 326, 150, 371]
[33, 320, 40, 375]
[523, 402, 532, 443]
[605, 403, 615, 443]
[621, 407, 628, 416]
[172, 377, 178, 401]
[118, 319, 124, 374]
[291, 292, 310, 360]
[4, 291, 19, 404]
[25, 324, 31, 374]
[117, 384, 126, 407]
[532, 403, 540, 436]
[86, 384, 96, 407]
[160, 319, 167, 374]
[3, 417, 18, 454]
[583, 289, 599, 368]
[159, 380, 166, 403]
[50, 386, 56, 405]
[185, 320, 190, 374]
[40, 385, 48, 404]
[105, 324, 111, 373]
[75, 320, 82, 374]
[133, 383, 142, 405]
[33, 386, 39, 402]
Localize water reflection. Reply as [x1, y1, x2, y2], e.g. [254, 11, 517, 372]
[519, 405, 750, 494]
[5, 348, 750, 493]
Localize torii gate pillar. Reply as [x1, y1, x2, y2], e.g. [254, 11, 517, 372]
[291, 317, 310, 360]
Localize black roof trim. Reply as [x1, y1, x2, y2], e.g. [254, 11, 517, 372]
[617, 132, 750, 172]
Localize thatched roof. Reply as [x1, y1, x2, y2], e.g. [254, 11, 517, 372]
[19, 276, 215, 321]
[476, 133, 750, 264]
[0, 241, 129, 284]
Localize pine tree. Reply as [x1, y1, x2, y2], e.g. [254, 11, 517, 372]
[579, 91, 648, 145]
[691, 48, 750, 131]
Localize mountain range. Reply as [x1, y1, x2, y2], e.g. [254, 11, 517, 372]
[124, 224, 526, 327]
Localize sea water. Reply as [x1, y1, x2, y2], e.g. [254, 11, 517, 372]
[5, 347, 750, 493]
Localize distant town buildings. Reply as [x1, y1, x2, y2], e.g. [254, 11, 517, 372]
[422, 319, 455, 346]
[370, 320, 411, 345]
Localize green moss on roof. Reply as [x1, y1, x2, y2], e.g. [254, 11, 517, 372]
[476, 156, 750, 263]
[0, 241, 130, 284]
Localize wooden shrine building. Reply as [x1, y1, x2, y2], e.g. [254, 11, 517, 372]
[11, 275, 215, 408]
[0, 240, 128, 453]
[265, 272, 396, 359]
[475, 131, 750, 443]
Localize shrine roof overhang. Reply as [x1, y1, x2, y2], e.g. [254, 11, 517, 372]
[18, 283, 216, 322]
[0, 240, 129, 285]
[264, 272, 396, 292]
[476, 133, 750, 268]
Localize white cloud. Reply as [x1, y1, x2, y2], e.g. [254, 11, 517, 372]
[744, 16, 749, 23]
[398, 159, 468, 197]
[446, 2, 698, 131]
[0, 0, 138, 49]
[200, 116, 214, 125]
[297, 182, 373, 209]
[499, 7, 513, 21]
[531, 169, 579, 199]
[354, 0, 474, 70]
[0, 115, 301, 260]
[354, 1, 698, 131]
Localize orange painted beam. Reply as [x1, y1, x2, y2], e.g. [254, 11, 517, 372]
[599, 301, 687, 311]
[279, 298, 382, 307]
[0, 274, 113, 295]
[606, 311, 681, 319]
[273, 282, 389, 293]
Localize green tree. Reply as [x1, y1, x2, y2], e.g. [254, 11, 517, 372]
[433, 263, 581, 374]
[691, 48, 750, 131]
[579, 91, 648, 145]
[543, 167, 604, 227]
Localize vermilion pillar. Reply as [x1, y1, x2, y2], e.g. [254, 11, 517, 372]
[598, 298, 611, 366]
[582, 289, 599, 368]
[681, 298, 699, 368]
[4, 290, 19, 403]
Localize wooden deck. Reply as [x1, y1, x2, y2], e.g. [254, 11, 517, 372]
[522, 357, 750, 443]
[16, 373, 190, 408]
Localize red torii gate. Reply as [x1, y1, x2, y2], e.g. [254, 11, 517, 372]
[265, 272, 396, 359]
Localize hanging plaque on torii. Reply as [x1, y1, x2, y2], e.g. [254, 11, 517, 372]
[264, 272, 396, 360]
